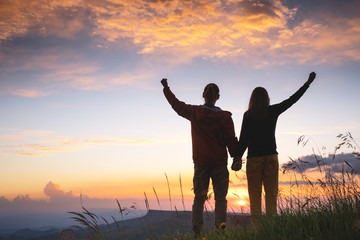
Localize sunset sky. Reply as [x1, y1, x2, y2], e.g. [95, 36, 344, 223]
[1, 0, 360, 214]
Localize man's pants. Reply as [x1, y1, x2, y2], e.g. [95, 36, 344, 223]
[191, 165, 229, 234]
[246, 154, 279, 216]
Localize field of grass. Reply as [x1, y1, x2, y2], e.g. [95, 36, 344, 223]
[64, 133, 360, 240]
[186, 133, 360, 240]
[185, 175, 360, 240]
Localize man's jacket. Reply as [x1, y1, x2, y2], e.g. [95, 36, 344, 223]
[163, 87, 238, 166]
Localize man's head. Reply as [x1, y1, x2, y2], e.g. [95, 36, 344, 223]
[203, 83, 220, 105]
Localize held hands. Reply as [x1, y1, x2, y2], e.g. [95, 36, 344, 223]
[161, 78, 168, 88]
[307, 72, 316, 85]
[231, 157, 243, 171]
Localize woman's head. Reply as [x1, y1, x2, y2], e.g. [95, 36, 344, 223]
[203, 83, 220, 105]
[248, 87, 270, 120]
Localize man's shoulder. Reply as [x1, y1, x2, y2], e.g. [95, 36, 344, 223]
[200, 104, 222, 112]
[195, 106, 233, 119]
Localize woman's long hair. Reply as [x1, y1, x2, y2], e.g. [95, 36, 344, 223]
[203, 83, 219, 104]
[248, 87, 270, 120]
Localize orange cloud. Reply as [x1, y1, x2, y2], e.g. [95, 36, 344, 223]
[44, 181, 74, 198]
[0, 129, 189, 157]
[1, 0, 359, 69]
[272, 16, 360, 65]
[0, 134, 27, 140]
[279, 121, 360, 136]
[92, 0, 297, 64]
[9, 89, 51, 98]
[0, 181, 141, 214]
[0, 0, 91, 41]
[91, 0, 360, 65]
[61, 71, 153, 91]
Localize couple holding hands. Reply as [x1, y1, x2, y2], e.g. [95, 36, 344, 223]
[161, 72, 316, 237]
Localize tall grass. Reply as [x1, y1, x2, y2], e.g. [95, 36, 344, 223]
[185, 133, 360, 240]
[60, 195, 133, 240]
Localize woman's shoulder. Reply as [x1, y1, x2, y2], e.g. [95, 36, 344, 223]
[243, 110, 251, 117]
[269, 104, 281, 111]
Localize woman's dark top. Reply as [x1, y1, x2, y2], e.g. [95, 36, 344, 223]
[236, 82, 310, 158]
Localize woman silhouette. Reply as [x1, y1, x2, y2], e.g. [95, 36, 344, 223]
[232, 72, 316, 217]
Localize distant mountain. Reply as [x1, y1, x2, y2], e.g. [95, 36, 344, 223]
[102, 210, 196, 240]
[0, 210, 251, 240]
[5, 228, 60, 240]
[0, 208, 146, 234]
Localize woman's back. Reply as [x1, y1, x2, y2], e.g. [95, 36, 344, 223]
[237, 72, 316, 159]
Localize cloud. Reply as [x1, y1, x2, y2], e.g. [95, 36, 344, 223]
[281, 152, 360, 175]
[91, 0, 297, 64]
[273, 16, 360, 65]
[60, 71, 153, 91]
[89, 0, 360, 66]
[0, 195, 49, 215]
[0, 143, 78, 157]
[1, 0, 360, 98]
[0, 39, 157, 96]
[1, 0, 359, 67]
[0, 44, 153, 96]
[44, 182, 75, 199]
[278, 180, 309, 186]
[0, 181, 193, 216]
[58, 136, 189, 145]
[0, 0, 93, 41]
[0, 129, 189, 157]
[279, 122, 360, 137]
[0, 181, 139, 214]
[8, 89, 51, 98]
[0, 134, 26, 140]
